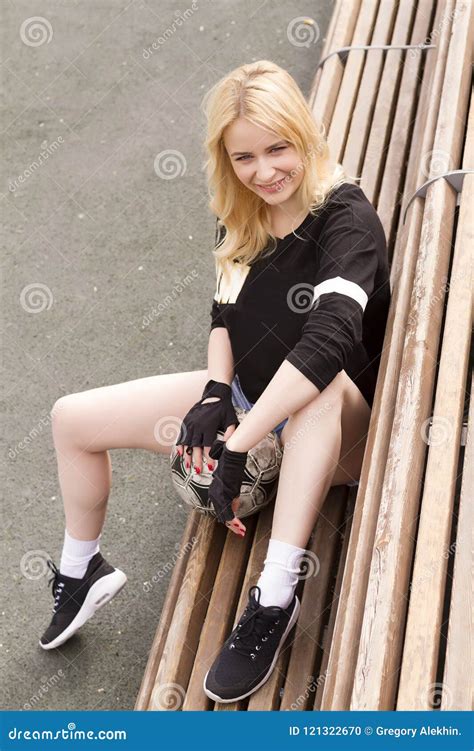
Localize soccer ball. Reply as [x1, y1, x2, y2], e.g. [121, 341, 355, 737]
[170, 406, 283, 519]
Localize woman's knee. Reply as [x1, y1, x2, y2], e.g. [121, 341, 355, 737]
[50, 394, 84, 445]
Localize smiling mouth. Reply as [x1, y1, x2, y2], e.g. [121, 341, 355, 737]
[256, 178, 286, 188]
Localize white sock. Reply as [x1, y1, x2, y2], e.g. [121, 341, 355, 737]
[59, 529, 101, 579]
[256, 537, 306, 609]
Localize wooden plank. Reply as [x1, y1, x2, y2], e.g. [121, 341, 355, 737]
[390, 0, 458, 265]
[271, 487, 347, 711]
[396, 159, 473, 707]
[183, 514, 258, 709]
[135, 510, 200, 710]
[350, 0, 474, 709]
[442, 372, 473, 710]
[313, 490, 355, 710]
[309, 0, 362, 132]
[358, 0, 418, 204]
[148, 515, 227, 710]
[213, 501, 275, 710]
[315, 0, 343, 76]
[327, 0, 379, 161]
[376, 0, 439, 251]
[441, 86, 474, 712]
[343, 0, 402, 185]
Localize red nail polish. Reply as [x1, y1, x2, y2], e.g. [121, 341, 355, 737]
[207, 463, 213, 471]
[195, 466, 201, 474]
[186, 462, 190, 469]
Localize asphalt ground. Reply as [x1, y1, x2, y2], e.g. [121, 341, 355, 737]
[1, 0, 333, 711]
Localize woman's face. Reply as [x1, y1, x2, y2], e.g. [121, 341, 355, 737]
[223, 117, 305, 205]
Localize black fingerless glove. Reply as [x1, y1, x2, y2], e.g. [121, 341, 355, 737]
[208, 439, 248, 524]
[176, 379, 238, 451]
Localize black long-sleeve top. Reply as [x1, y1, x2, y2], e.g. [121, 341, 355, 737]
[209, 182, 391, 409]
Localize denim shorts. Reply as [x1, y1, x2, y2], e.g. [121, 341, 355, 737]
[230, 373, 289, 439]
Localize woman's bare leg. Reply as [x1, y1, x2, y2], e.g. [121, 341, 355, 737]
[270, 370, 372, 548]
[51, 369, 209, 540]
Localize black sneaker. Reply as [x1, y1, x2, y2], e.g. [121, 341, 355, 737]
[39, 552, 127, 650]
[203, 584, 300, 702]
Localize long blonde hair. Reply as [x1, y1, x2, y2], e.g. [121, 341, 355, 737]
[201, 60, 350, 277]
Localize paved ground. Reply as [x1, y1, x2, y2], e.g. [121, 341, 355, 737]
[1, 0, 332, 711]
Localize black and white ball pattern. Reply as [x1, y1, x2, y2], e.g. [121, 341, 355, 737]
[170, 406, 283, 519]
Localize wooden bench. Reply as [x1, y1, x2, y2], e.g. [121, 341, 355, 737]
[136, 0, 473, 711]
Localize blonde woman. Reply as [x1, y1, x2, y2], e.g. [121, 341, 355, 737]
[40, 61, 391, 705]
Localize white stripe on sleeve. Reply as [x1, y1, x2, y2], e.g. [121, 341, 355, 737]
[312, 276, 368, 311]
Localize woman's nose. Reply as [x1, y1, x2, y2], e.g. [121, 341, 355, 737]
[255, 165, 277, 183]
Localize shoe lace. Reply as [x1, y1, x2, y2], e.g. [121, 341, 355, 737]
[46, 559, 65, 614]
[230, 585, 284, 660]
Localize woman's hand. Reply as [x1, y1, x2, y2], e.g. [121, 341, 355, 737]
[208, 440, 248, 536]
[225, 498, 247, 537]
[176, 380, 238, 474]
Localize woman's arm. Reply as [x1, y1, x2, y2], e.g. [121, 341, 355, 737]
[207, 326, 234, 385]
[226, 359, 320, 451]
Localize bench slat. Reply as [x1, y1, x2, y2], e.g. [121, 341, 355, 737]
[344, 0, 404, 183]
[135, 511, 200, 710]
[309, 0, 362, 132]
[328, 0, 379, 160]
[442, 372, 473, 710]
[149, 516, 227, 710]
[314, 490, 356, 710]
[359, 0, 419, 205]
[377, 1, 438, 249]
[279, 487, 348, 711]
[183, 514, 258, 709]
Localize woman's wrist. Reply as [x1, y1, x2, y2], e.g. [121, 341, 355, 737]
[226, 432, 248, 453]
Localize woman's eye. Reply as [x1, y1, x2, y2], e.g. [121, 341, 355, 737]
[236, 146, 286, 162]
